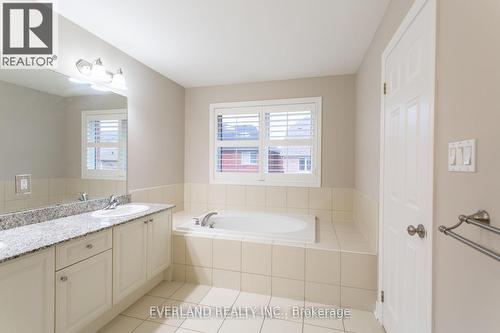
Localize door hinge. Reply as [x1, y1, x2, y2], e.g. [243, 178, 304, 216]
[383, 82, 387, 95]
[381, 290, 385, 303]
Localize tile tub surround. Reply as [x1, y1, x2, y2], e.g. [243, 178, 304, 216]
[99, 281, 385, 333]
[182, 183, 379, 253]
[352, 190, 378, 254]
[171, 215, 377, 312]
[0, 203, 174, 263]
[130, 183, 184, 213]
[184, 184, 354, 223]
[0, 194, 130, 231]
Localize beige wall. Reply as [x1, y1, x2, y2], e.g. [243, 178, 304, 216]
[354, 0, 415, 200]
[355, 0, 500, 332]
[434, 0, 500, 332]
[0, 81, 66, 180]
[185, 75, 355, 187]
[57, 15, 185, 190]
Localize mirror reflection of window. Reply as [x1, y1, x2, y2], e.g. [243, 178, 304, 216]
[82, 109, 127, 180]
[0, 69, 128, 214]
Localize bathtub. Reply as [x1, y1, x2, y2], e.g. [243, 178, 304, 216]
[176, 210, 316, 243]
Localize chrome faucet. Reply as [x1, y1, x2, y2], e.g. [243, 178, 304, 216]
[200, 212, 217, 227]
[103, 195, 120, 210]
[78, 192, 88, 202]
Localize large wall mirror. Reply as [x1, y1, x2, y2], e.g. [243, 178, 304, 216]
[0, 70, 127, 214]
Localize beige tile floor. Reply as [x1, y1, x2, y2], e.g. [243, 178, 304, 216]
[99, 281, 385, 333]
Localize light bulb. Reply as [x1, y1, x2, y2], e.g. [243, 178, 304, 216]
[111, 68, 127, 90]
[91, 58, 111, 82]
[76, 59, 92, 75]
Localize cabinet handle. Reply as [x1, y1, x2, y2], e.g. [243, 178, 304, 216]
[86, 244, 93, 249]
[60, 276, 68, 282]
[149, 218, 154, 223]
[144, 220, 148, 224]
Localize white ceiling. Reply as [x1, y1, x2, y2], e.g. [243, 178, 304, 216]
[58, 0, 389, 87]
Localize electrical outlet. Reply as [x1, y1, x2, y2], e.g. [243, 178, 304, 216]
[15, 174, 32, 195]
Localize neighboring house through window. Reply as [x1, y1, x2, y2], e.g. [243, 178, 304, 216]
[209, 97, 322, 187]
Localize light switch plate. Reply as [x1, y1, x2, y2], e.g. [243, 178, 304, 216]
[448, 139, 476, 172]
[15, 174, 32, 195]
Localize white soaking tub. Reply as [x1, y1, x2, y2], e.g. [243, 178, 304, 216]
[176, 210, 316, 243]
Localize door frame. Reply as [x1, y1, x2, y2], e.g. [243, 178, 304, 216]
[377, 0, 437, 331]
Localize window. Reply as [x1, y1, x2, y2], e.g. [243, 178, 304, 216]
[299, 157, 312, 172]
[240, 150, 258, 166]
[82, 109, 127, 180]
[209, 97, 321, 187]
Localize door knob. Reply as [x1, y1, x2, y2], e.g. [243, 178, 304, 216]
[407, 224, 426, 238]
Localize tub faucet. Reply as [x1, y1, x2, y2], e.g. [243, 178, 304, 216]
[201, 212, 217, 227]
[104, 195, 120, 210]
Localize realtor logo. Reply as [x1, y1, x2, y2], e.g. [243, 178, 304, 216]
[1, 1, 58, 68]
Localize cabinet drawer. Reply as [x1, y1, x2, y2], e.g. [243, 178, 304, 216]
[56, 230, 112, 270]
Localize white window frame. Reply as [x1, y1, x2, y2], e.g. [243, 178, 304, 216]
[81, 109, 127, 180]
[209, 97, 322, 187]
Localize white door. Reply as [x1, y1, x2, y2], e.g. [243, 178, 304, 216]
[380, 0, 435, 332]
[113, 218, 148, 304]
[56, 250, 112, 333]
[0, 248, 55, 333]
[147, 210, 172, 278]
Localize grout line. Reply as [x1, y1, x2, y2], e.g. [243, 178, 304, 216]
[211, 236, 214, 286]
[119, 313, 147, 333]
[340, 250, 347, 332]
[303, 245, 306, 306]
[302, 245, 306, 333]
[270, 241, 274, 297]
[215, 285, 242, 333]
[239, 238, 243, 290]
[303, 322, 347, 332]
[258, 315, 266, 333]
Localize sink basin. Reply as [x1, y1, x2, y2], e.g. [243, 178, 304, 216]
[91, 204, 150, 218]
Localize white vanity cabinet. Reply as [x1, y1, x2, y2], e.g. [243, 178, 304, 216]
[0, 248, 55, 333]
[55, 250, 112, 333]
[0, 207, 172, 333]
[113, 217, 149, 304]
[113, 210, 171, 304]
[147, 209, 172, 278]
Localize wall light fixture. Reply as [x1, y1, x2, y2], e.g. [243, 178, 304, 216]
[75, 58, 127, 91]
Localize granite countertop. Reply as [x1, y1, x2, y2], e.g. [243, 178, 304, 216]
[0, 203, 175, 264]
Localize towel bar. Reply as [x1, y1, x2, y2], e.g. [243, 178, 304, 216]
[439, 210, 500, 262]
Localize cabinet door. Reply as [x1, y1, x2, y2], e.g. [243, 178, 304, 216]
[113, 218, 148, 304]
[56, 250, 112, 333]
[147, 210, 172, 278]
[0, 248, 55, 333]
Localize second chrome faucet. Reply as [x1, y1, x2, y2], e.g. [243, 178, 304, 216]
[194, 212, 218, 228]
